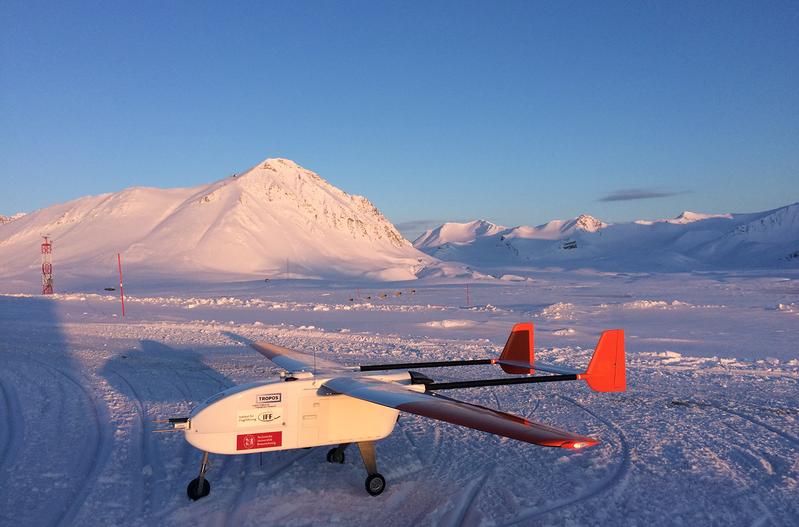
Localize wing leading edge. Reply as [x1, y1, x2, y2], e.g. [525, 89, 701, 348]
[323, 376, 598, 449]
[251, 342, 353, 373]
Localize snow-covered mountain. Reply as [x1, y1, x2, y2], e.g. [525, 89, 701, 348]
[0, 158, 434, 289]
[0, 212, 26, 225]
[413, 219, 506, 248]
[661, 211, 733, 224]
[694, 203, 799, 266]
[414, 204, 799, 272]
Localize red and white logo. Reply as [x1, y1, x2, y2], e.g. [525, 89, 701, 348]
[236, 431, 282, 451]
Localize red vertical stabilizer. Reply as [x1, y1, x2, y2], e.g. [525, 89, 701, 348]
[580, 329, 626, 392]
[497, 322, 534, 374]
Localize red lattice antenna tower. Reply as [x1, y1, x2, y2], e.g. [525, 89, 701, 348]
[41, 235, 54, 295]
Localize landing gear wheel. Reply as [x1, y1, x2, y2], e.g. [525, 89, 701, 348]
[187, 477, 211, 501]
[326, 447, 345, 464]
[365, 473, 385, 496]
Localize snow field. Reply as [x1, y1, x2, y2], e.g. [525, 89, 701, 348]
[0, 270, 797, 526]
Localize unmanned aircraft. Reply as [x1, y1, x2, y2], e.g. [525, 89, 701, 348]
[159, 323, 625, 500]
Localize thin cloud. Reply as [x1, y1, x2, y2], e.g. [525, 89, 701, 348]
[599, 188, 690, 202]
[395, 219, 447, 233]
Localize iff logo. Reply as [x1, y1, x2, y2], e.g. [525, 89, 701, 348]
[258, 411, 280, 422]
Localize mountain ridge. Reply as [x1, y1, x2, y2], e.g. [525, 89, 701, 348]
[414, 203, 799, 272]
[0, 158, 434, 289]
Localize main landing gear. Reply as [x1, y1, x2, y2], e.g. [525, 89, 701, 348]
[187, 442, 387, 501]
[187, 451, 211, 501]
[326, 441, 386, 496]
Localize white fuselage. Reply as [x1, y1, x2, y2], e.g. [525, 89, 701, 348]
[184, 371, 419, 455]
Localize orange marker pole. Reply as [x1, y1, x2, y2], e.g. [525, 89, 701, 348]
[117, 253, 126, 317]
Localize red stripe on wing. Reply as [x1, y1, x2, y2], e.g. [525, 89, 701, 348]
[398, 396, 597, 448]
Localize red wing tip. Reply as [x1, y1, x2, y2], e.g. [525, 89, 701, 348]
[560, 439, 600, 449]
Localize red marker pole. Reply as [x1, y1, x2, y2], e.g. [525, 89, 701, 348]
[117, 253, 126, 317]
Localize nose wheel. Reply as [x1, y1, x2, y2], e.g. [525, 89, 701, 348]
[187, 477, 210, 500]
[326, 443, 348, 464]
[187, 451, 211, 501]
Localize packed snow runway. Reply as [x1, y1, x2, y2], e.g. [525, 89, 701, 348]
[0, 271, 797, 526]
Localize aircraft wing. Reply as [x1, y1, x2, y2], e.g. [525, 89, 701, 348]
[251, 341, 353, 373]
[322, 376, 598, 449]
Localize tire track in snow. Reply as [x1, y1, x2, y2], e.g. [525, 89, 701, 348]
[21, 356, 113, 527]
[111, 359, 226, 516]
[389, 414, 477, 526]
[162, 365, 194, 410]
[652, 389, 799, 446]
[708, 420, 787, 525]
[501, 395, 631, 525]
[224, 448, 315, 527]
[146, 364, 236, 517]
[668, 400, 799, 525]
[163, 367, 198, 472]
[0, 375, 23, 477]
[660, 419, 786, 524]
[399, 412, 444, 468]
[401, 426, 425, 465]
[708, 403, 799, 448]
[50, 366, 111, 527]
[670, 398, 799, 447]
[0, 360, 69, 527]
[448, 465, 493, 527]
[105, 365, 155, 517]
[199, 368, 231, 392]
[492, 390, 504, 412]
[148, 352, 265, 519]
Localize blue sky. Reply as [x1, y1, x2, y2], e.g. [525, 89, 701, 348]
[2, 1, 797, 238]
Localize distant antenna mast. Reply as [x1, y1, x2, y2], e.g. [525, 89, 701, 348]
[41, 236, 54, 295]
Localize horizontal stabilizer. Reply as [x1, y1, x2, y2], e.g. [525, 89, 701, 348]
[534, 362, 580, 375]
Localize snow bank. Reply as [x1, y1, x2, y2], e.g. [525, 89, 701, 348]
[422, 319, 477, 329]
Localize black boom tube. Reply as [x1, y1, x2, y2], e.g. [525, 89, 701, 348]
[359, 359, 494, 371]
[425, 374, 578, 391]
